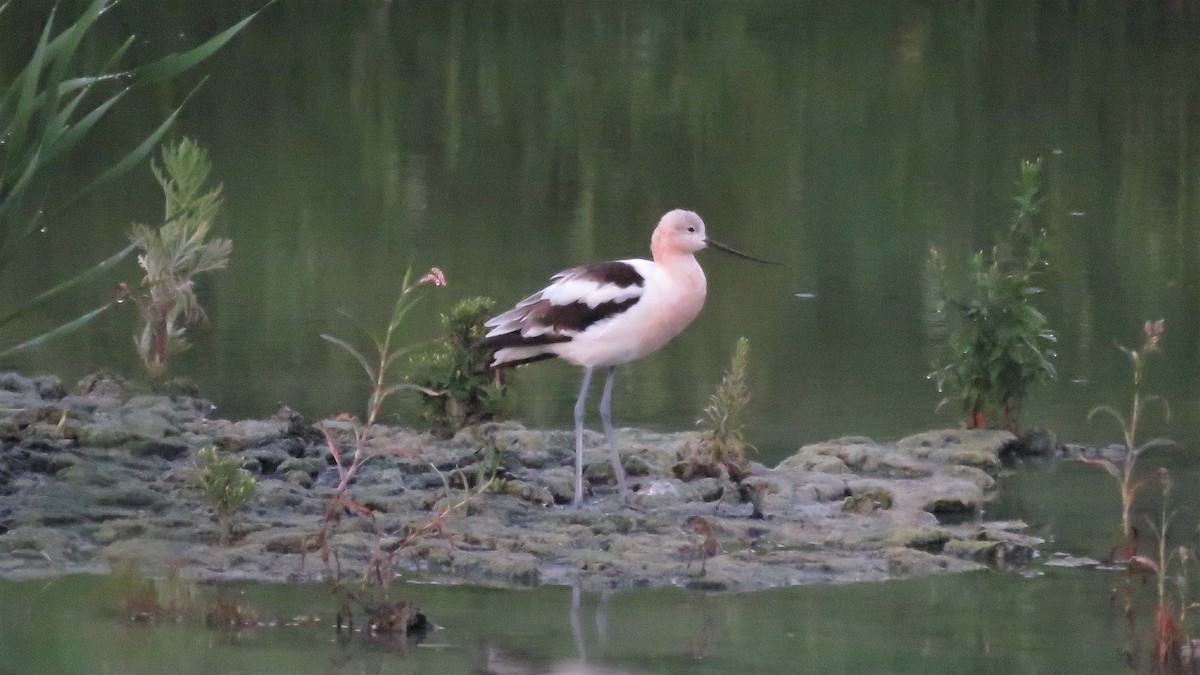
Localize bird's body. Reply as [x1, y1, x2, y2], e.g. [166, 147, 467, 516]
[483, 209, 768, 506]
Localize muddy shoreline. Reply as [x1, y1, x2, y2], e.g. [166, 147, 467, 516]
[0, 372, 1047, 591]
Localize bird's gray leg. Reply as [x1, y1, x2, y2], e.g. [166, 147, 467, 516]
[599, 366, 629, 504]
[573, 367, 594, 507]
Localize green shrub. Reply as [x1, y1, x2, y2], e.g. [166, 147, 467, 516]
[929, 159, 1056, 431]
[408, 296, 506, 438]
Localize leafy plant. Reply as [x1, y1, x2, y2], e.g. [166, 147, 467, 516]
[0, 0, 266, 357]
[127, 138, 231, 375]
[675, 336, 753, 482]
[407, 296, 506, 438]
[313, 265, 445, 581]
[193, 446, 257, 546]
[1082, 319, 1174, 558]
[929, 158, 1057, 431]
[474, 439, 509, 493]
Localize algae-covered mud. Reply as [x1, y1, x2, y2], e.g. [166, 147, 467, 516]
[0, 372, 1042, 591]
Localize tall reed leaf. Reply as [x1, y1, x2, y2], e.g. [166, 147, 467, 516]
[0, 300, 117, 360]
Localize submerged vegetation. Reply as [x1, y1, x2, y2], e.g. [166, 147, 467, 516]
[408, 296, 506, 438]
[929, 159, 1057, 432]
[127, 138, 231, 375]
[676, 337, 753, 482]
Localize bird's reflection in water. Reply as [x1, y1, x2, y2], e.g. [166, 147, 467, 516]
[477, 585, 636, 675]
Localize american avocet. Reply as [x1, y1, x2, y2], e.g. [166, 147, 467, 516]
[483, 209, 772, 507]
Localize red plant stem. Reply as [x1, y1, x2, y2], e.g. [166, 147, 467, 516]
[154, 301, 172, 369]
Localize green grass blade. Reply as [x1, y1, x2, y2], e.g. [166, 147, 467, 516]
[0, 147, 43, 224]
[42, 80, 204, 226]
[43, 87, 128, 168]
[131, 5, 266, 85]
[0, 242, 135, 329]
[6, 7, 56, 149]
[388, 293, 423, 334]
[0, 300, 115, 360]
[43, 0, 106, 90]
[320, 334, 377, 381]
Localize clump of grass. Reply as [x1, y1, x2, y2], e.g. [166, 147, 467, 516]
[407, 296, 507, 438]
[193, 446, 256, 546]
[126, 138, 231, 376]
[929, 159, 1057, 431]
[1082, 319, 1173, 559]
[675, 337, 753, 482]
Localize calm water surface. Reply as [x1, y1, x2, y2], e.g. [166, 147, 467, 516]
[1, 1, 1199, 672]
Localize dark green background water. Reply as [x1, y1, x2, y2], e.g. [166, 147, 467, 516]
[1, 1, 1199, 672]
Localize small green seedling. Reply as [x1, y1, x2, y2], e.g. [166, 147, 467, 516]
[676, 336, 753, 482]
[194, 446, 256, 546]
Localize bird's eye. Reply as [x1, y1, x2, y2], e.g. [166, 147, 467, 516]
[686, 226, 696, 233]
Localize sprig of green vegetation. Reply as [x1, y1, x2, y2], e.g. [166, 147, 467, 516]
[322, 266, 447, 429]
[676, 337, 753, 482]
[128, 138, 231, 376]
[314, 265, 445, 583]
[929, 159, 1057, 431]
[193, 446, 256, 546]
[0, 0, 267, 356]
[408, 296, 507, 438]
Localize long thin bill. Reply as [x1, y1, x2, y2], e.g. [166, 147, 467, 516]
[704, 237, 778, 264]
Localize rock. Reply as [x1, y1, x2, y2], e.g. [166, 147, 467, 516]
[920, 482, 984, 518]
[843, 485, 894, 512]
[264, 532, 321, 554]
[121, 409, 176, 439]
[808, 455, 850, 474]
[60, 394, 121, 414]
[278, 456, 326, 477]
[79, 417, 136, 447]
[131, 439, 190, 461]
[284, 470, 315, 488]
[243, 443, 296, 474]
[7, 449, 76, 475]
[636, 479, 702, 507]
[0, 371, 1050, 590]
[32, 376, 65, 400]
[1004, 428, 1060, 459]
[0, 372, 34, 393]
[533, 467, 578, 504]
[886, 526, 952, 552]
[95, 486, 165, 509]
[864, 452, 932, 478]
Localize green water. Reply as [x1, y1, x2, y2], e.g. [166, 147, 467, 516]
[2, 1, 1199, 672]
[1, 0, 1198, 457]
[0, 569, 1129, 674]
